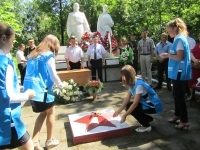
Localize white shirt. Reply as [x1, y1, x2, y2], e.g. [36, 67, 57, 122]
[86, 43, 106, 60]
[64, 45, 83, 63]
[135, 85, 148, 96]
[187, 36, 196, 50]
[16, 50, 26, 64]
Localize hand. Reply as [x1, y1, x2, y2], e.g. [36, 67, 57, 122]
[20, 86, 24, 92]
[102, 62, 105, 66]
[193, 58, 199, 65]
[113, 111, 119, 117]
[62, 81, 69, 88]
[160, 53, 169, 59]
[150, 58, 154, 63]
[25, 89, 35, 99]
[120, 115, 126, 123]
[159, 58, 164, 63]
[67, 66, 71, 70]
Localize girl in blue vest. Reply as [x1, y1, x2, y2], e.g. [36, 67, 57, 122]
[23, 34, 67, 150]
[160, 18, 191, 129]
[0, 22, 35, 149]
[113, 65, 163, 132]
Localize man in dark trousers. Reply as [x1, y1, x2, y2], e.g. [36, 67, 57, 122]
[128, 33, 138, 73]
[154, 33, 172, 91]
[86, 35, 106, 82]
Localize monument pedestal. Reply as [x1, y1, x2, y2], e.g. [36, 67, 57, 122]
[68, 108, 131, 145]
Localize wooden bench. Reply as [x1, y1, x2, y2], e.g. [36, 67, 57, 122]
[57, 69, 91, 86]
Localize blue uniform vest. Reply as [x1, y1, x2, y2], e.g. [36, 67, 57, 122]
[129, 79, 163, 114]
[168, 35, 192, 80]
[0, 55, 26, 145]
[23, 51, 54, 103]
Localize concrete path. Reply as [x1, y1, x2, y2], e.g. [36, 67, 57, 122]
[19, 81, 200, 150]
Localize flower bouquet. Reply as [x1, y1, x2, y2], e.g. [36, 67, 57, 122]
[102, 31, 118, 54]
[84, 78, 103, 100]
[79, 32, 91, 51]
[119, 48, 134, 66]
[53, 79, 83, 104]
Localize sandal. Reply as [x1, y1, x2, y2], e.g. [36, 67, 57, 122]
[45, 138, 59, 149]
[34, 141, 44, 150]
[168, 116, 180, 123]
[175, 122, 190, 130]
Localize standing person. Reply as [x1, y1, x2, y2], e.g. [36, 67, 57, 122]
[24, 39, 36, 58]
[154, 33, 172, 91]
[0, 22, 35, 150]
[16, 43, 27, 85]
[23, 34, 67, 149]
[87, 35, 106, 82]
[160, 18, 191, 129]
[65, 35, 84, 70]
[117, 37, 133, 68]
[187, 33, 200, 101]
[184, 25, 196, 97]
[137, 29, 155, 86]
[113, 65, 163, 132]
[128, 33, 138, 73]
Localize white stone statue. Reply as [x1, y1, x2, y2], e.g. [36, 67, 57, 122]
[97, 4, 114, 38]
[66, 2, 91, 42]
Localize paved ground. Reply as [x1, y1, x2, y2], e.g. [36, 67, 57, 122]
[19, 81, 200, 150]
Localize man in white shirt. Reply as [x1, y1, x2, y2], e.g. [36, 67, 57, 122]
[16, 44, 27, 85]
[87, 35, 106, 82]
[65, 36, 84, 70]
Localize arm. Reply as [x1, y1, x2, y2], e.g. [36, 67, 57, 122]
[119, 93, 141, 123]
[64, 49, 70, 70]
[47, 57, 63, 88]
[191, 52, 199, 64]
[113, 91, 131, 116]
[65, 58, 71, 70]
[81, 57, 84, 69]
[6, 65, 32, 103]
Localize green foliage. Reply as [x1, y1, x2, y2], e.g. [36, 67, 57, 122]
[1, 0, 200, 51]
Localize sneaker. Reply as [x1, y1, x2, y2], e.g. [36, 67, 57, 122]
[135, 126, 152, 133]
[45, 138, 59, 149]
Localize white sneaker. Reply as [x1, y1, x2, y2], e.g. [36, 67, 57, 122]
[45, 138, 59, 149]
[135, 126, 152, 133]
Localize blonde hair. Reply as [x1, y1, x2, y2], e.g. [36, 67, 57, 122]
[166, 18, 188, 36]
[120, 65, 136, 87]
[29, 34, 60, 58]
[120, 37, 127, 46]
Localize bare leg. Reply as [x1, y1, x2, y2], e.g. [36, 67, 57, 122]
[186, 88, 193, 100]
[45, 106, 55, 140]
[18, 138, 34, 150]
[32, 112, 46, 142]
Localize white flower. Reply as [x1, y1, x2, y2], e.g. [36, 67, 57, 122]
[67, 85, 72, 90]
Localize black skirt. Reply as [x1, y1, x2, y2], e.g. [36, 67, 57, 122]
[30, 100, 55, 113]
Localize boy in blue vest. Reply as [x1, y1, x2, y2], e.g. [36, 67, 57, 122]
[113, 65, 163, 132]
[0, 22, 35, 149]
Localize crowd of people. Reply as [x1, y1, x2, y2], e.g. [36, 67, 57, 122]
[0, 15, 200, 150]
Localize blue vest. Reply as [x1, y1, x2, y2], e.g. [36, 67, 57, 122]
[0, 55, 26, 145]
[23, 51, 54, 103]
[168, 35, 192, 80]
[129, 79, 163, 114]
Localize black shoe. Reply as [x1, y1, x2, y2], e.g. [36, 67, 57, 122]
[154, 86, 161, 90]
